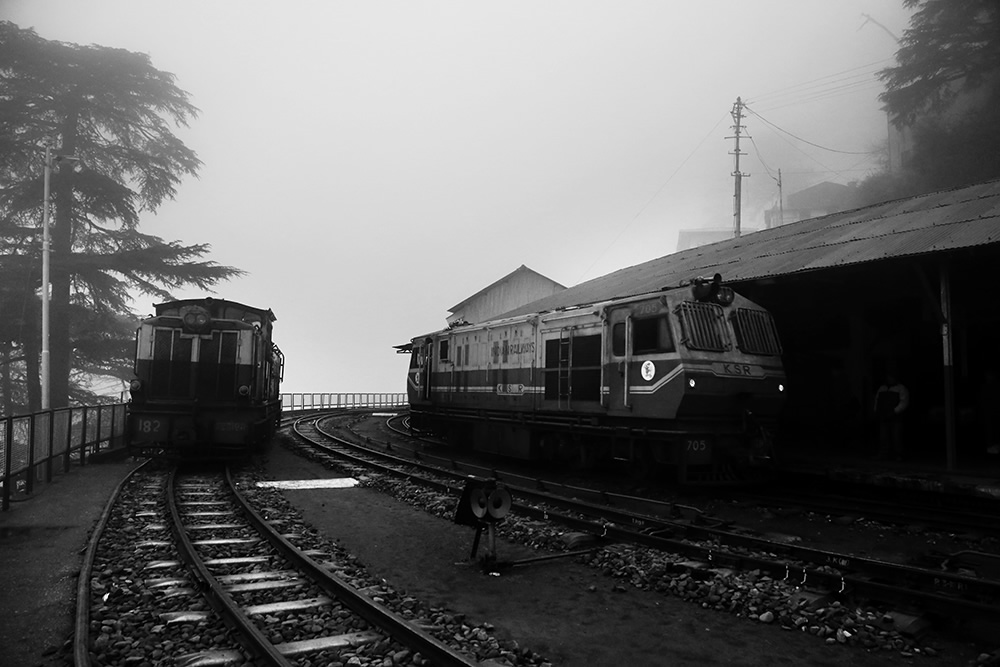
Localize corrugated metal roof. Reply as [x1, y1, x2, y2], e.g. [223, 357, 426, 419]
[500, 178, 1000, 319]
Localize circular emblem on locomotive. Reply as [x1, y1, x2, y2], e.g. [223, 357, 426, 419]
[641, 360, 656, 381]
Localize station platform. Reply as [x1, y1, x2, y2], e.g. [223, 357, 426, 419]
[0, 457, 139, 667]
[772, 443, 1000, 501]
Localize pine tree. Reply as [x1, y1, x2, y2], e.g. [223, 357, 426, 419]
[857, 1, 1000, 205]
[878, 0, 1000, 126]
[0, 22, 243, 411]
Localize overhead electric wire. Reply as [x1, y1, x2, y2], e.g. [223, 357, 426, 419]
[749, 135, 778, 182]
[578, 59, 893, 282]
[750, 74, 880, 109]
[738, 61, 888, 198]
[743, 104, 877, 155]
[744, 107, 839, 179]
[747, 58, 892, 108]
[756, 80, 884, 113]
[748, 59, 887, 100]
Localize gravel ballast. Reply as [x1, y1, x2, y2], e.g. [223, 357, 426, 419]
[264, 436, 997, 666]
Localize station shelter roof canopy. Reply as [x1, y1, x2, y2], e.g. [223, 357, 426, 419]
[498, 178, 1000, 320]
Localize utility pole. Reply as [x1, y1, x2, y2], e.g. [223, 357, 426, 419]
[727, 97, 749, 238]
[776, 168, 784, 228]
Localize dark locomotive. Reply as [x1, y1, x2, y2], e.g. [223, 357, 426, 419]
[403, 276, 786, 482]
[127, 298, 283, 459]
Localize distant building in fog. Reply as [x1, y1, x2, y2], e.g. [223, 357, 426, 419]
[675, 181, 859, 252]
[764, 181, 858, 229]
[446, 265, 565, 326]
[676, 227, 759, 251]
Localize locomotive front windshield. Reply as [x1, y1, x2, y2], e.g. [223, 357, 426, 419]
[146, 326, 244, 399]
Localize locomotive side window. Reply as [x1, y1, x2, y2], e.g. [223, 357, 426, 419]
[612, 323, 626, 356]
[633, 316, 675, 354]
[439, 339, 450, 361]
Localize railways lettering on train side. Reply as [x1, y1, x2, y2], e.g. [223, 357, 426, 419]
[126, 298, 283, 459]
[401, 275, 786, 482]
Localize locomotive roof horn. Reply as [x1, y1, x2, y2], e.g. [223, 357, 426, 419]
[691, 273, 735, 306]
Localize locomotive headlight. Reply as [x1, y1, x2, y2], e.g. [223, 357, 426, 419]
[181, 307, 211, 333]
[238, 385, 250, 396]
[778, 383, 785, 392]
[688, 378, 697, 388]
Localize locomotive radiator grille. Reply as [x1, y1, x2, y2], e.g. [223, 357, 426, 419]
[675, 301, 730, 352]
[731, 308, 783, 356]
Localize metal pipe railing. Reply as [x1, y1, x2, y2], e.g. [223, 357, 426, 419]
[280, 392, 407, 412]
[0, 403, 127, 511]
[1, 395, 407, 511]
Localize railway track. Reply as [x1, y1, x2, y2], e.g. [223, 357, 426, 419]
[714, 478, 1000, 538]
[289, 410, 1000, 627]
[75, 460, 479, 666]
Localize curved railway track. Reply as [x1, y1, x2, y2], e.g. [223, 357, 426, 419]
[289, 410, 1000, 627]
[715, 478, 1000, 538]
[74, 460, 479, 666]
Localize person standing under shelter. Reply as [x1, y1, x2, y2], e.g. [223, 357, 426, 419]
[875, 373, 909, 460]
[978, 370, 1000, 456]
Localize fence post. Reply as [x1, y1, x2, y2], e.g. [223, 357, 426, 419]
[80, 407, 89, 465]
[45, 409, 55, 483]
[95, 404, 104, 455]
[64, 408, 73, 472]
[3, 417, 12, 511]
[113, 404, 123, 448]
[27, 413, 36, 495]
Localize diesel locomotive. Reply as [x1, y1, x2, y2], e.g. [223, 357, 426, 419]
[127, 298, 284, 459]
[403, 276, 786, 482]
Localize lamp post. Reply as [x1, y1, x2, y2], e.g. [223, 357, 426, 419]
[41, 146, 82, 410]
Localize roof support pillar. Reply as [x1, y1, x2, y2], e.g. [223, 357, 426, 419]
[939, 262, 957, 470]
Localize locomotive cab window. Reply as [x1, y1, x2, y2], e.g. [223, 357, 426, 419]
[439, 339, 450, 362]
[633, 316, 675, 354]
[612, 323, 626, 356]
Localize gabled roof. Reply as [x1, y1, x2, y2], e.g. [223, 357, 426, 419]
[786, 181, 853, 210]
[498, 178, 1000, 319]
[448, 264, 566, 313]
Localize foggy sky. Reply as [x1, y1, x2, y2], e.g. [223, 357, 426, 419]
[4, 0, 912, 395]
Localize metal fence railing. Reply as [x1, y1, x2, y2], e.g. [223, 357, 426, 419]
[1, 403, 128, 511]
[280, 393, 408, 412]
